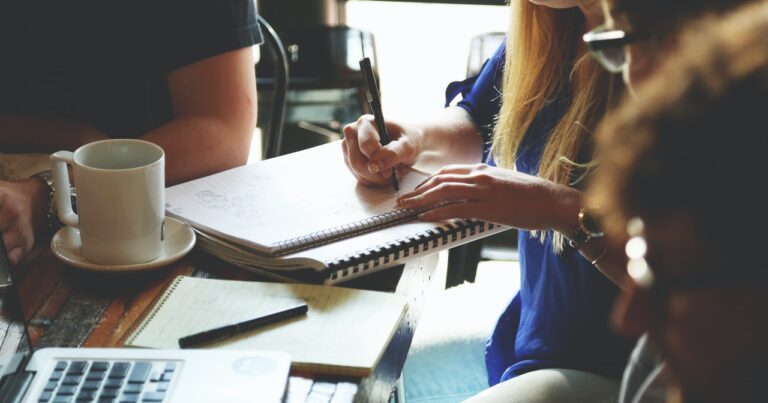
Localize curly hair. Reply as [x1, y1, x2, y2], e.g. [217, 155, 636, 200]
[590, 1, 768, 261]
[604, 0, 756, 38]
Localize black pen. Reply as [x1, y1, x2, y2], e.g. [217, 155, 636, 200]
[359, 57, 400, 192]
[178, 303, 308, 348]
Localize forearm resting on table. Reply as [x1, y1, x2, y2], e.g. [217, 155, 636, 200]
[0, 116, 107, 153]
[413, 107, 485, 172]
[0, 114, 252, 187]
[2, 46, 255, 183]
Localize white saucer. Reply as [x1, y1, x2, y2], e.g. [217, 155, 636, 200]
[50, 217, 196, 272]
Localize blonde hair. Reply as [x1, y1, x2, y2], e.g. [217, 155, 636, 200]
[491, 2, 622, 252]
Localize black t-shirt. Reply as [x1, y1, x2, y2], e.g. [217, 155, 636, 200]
[0, 0, 263, 138]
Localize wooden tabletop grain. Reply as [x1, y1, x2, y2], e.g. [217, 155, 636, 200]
[0, 246, 439, 403]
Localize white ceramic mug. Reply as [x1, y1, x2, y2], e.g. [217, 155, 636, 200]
[51, 139, 165, 265]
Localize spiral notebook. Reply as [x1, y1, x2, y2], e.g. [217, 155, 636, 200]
[124, 276, 407, 377]
[165, 141, 508, 284]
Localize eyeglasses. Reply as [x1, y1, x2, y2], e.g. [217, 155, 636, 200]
[583, 25, 638, 74]
[625, 217, 768, 293]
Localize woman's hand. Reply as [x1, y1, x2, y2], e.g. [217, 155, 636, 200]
[341, 115, 423, 187]
[397, 164, 581, 232]
[0, 178, 46, 265]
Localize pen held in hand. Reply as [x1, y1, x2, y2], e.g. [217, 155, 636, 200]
[359, 57, 400, 192]
[178, 303, 308, 349]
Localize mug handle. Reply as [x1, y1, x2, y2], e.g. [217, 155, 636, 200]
[50, 151, 78, 227]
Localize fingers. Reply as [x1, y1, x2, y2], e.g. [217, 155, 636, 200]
[341, 138, 349, 165]
[2, 225, 29, 266]
[2, 214, 34, 251]
[0, 188, 36, 265]
[342, 115, 416, 186]
[343, 115, 382, 159]
[342, 116, 389, 186]
[404, 173, 481, 200]
[341, 143, 386, 186]
[0, 205, 20, 232]
[354, 116, 382, 159]
[342, 140, 386, 187]
[411, 163, 489, 189]
[6, 246, 23, 266]
[417, 202, 483, 222]
[398, 182, 479, 210]
[368, 138, 415, 174]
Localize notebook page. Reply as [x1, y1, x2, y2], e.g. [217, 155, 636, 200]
[165, 142, 428, 255]
[126, 276, 407, 376]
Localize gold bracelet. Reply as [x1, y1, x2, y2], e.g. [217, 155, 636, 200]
[590, 241, 611, 266]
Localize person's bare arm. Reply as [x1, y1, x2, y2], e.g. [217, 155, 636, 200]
[412, 107, 486, 173]
[141, 46, 257, 185]
[397, 166, 629, 288]
[0, 46, 256, 267]
[0, 116, 107, 152]
[0, 46, 256, 186]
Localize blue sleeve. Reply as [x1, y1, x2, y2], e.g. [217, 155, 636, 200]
[444, 41, 505, 159]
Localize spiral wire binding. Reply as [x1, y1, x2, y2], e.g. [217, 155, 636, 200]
[327, 219, 499, 282]
[274, 208, 425, 256]
[189, 200, 504, 284]
[123, 276, 185, 346]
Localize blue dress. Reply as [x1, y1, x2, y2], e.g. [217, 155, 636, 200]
[447, 41, 633, 386]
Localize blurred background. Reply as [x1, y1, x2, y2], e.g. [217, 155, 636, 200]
[252, 0, 507, 158]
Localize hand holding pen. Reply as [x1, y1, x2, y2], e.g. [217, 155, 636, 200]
[358, 57, 400, 192]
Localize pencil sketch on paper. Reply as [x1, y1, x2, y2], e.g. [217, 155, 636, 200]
[193, 190, 262, 220]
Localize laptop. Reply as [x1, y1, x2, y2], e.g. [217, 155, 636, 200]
[0, 236, 291, 403]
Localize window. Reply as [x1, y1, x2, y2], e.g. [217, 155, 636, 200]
[346, 1, 508, 121]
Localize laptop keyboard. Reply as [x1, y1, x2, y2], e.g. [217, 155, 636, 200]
[37, 360, 177, 403]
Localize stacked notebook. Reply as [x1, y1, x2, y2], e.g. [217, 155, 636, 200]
[165, 142, 508, 284]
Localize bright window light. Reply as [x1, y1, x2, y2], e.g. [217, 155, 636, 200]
[346, 1, 508, 122]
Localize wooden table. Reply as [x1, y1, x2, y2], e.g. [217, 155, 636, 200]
[0, 247, 439, 403]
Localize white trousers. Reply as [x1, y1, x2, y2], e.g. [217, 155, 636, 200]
[464, 368, 620, 403]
